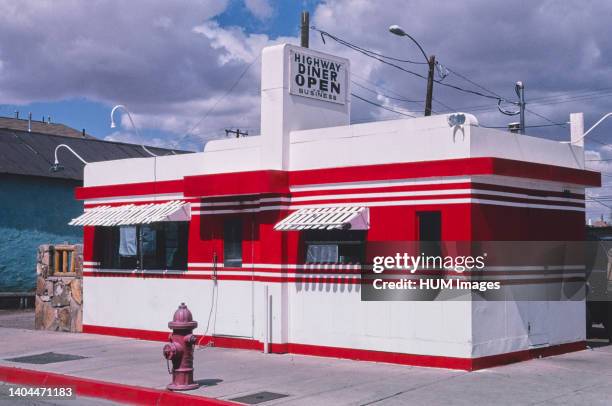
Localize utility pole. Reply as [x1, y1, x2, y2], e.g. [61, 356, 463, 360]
[425, 55, 436, 116]
[516, 81, 525, 135]
[498, 81, 526, 134]
[300, 11, 309, 48]
[388, 25, 435, 117]
[225, 128, 248, 138]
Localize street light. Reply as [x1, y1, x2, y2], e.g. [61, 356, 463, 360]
[388, 24, 436, 116]
[50, 144, 89, 172]
[110, 105, 158, 157]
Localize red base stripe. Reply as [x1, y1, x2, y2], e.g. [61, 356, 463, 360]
[0, 365, 237, 406]
[82, 325, 585, 371]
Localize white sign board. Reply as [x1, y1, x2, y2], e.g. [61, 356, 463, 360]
[289, 48, 347, 105]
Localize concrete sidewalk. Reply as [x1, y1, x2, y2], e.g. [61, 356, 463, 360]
[0, 323, 611, 405]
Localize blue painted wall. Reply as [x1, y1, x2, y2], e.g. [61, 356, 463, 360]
[0, 174, 82, 292]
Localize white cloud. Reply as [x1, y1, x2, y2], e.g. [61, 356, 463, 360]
[2, 0, 612, 220]
[0, 0, 298, 150]
[244, 0, 274, 20]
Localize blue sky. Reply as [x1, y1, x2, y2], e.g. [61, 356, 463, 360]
[0, 1, 322, 144]
[1, 0, 611, 220]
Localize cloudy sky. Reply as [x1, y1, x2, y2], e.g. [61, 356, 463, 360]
[1, 0, 611, 219]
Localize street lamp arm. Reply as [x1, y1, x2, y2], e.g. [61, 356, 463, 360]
[110, 104, 158, 157]
[388, 25, 429, 63]
[563, 112, 612, 144]
[54, 144, 89, 165]
[399, 32, 429, 63]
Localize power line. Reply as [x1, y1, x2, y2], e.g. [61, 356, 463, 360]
[446, 66, 505, 99]
[586, 195, 612, 209]
[528, 87, 612, 103]
[312, 26, 427, 65]
[436, 88, 612, 116]
[524, 108, 567, 126]
[351, 93, 416, 117]
[353, 72, 448, 113]
[432, 97, 456, 112]
[447, 67, 564, 126]
[312, 27, 504, 102]
[314, 27, 590, 132]
[481, 123, 566, 129]
[351, 80, 423, 103]
[587, 157, 612, 162]
[584, 136, 609, 147]
[181, 54, 260, 140]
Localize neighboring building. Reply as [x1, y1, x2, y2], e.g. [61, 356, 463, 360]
[71, 44, 599, 370]
[0, 117, 186, 298]
[0, 114, 96, 139]
[588, 216, 610, 228]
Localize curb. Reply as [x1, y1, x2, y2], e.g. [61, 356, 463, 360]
[0, 365, 238, 406]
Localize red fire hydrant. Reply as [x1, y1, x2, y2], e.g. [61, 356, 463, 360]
[163, 303, 199, 391]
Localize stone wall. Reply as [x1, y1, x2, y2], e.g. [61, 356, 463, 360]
[35, 244, 83, 332]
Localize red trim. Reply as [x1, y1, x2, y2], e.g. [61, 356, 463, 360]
[185, 266, 583, 276]
[84, 197, 199, 208]
[74, 158, 600, 201]
[82, 270, 583, 286]
[289, 158, 600, 188]
[81, 272, 361, 284]
[290, 181, 585, 200]
[184, 170, 289, 198]
[82, 325, 585, 371]
[471, 182, 584, 200]
[470, 341, 586, 370]
[192, 192, 584, 212]
[0, 365, 237, 405]
[76, 179, 183, 200]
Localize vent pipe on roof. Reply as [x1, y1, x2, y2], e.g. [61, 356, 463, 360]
[508, 122, 520, 133]
[82, 129, 86, 138]
[48, 116, 52, 124]
[28, 112, 32, 132]
[14, 110, 19, 119]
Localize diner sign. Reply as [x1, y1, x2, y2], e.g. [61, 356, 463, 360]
[289, 48, 347, 105]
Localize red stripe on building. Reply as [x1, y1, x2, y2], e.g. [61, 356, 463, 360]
[76, 179, 184, 200]
[289, 158, 600, 188]
[74, 158, 600, 201]
[81, 325, 585, 371]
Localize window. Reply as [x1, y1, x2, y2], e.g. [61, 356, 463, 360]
[51, 245, 77, 275]
[303, 230, 366, 264]
[94, 222, 188, 270]
[417, 211, 441, 258]
[224, 219, 243, 267]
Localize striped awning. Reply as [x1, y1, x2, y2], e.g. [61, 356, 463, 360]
[69, 200, 190, 226]
[274, 206, 369, 231]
